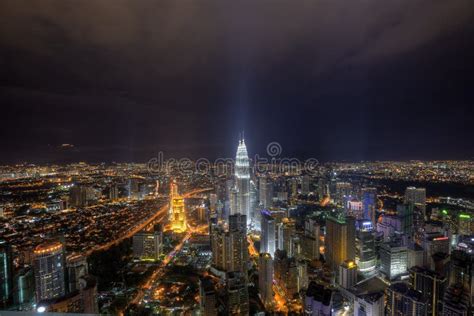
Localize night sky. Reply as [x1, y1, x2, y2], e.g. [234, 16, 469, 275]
[1, 0, 474, 163]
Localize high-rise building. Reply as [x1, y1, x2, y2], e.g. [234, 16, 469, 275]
[234, 137, 251, 226]
[69, 185, 90, 208]
[108, 184, 119, 201]
[0, 240, 13, 307]
[260, 210, 276, 256]
[447, 250, 474, 307]
[301, 175, 311, 195]
[301, 219, 320, 261]
[33, 241, 66, 301]
[380, 239, 408, 280]
[386, 282, 428, 316]
[355, 220, 377, 276]
[405, 187, 426, 218]
[226, 271, 249, 315]
[258, 253, 273, 308]
[249, 180, 258, 227]
[397, 204, 414, 237]
[169, 180, 186, 232]
[334, 182, 352, 205]
[338, 260, 357, 289]
[325, 215, 355, 271]
[409, 266, 447, 315]
[361, 187, 377, 225]
[277, 218, 296, 255]
[305, 282, 336, 316]
[228, 215, 248, 274]
[258, 177, 273, 209]
[211, 215, 248, 275]
[199, 277, 218, 316]
[133, 225, 163, 260]
[66, 254, 88, 293]
[13, 267, 34, 306]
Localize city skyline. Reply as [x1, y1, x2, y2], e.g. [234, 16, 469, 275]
[1, 1, 474, 315]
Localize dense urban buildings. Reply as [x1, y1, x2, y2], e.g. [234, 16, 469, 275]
[0, 146, 473, 315]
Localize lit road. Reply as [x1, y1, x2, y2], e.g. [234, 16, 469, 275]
[127, 223, 209, 309]
[85, 187, 212, 256]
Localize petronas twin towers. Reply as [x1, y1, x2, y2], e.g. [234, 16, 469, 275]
[233, 135, 251, 226]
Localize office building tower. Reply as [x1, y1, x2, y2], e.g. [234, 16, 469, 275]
[422, 233, 450, 269]
[448, 250, 474, 306]
[108, 185, 119, 201]
[277, 218, 296, 255]
[442, 283, 471, 315]
[69, 185, 89, 208]
[226, 272, 249, 315]
[260, 210, 276, 256]
[301, 219, 320, 261]
[228, 215, 248, 274]
[234, 136, 251, 226]
[199, 277, 218, 316]
[409, 266, 447, 315]
[13, 267, 34, 306]
[408, 244, 425, 269]
[66, 254, 88, 293]
[380, 239, 408, 280]
[325, 215, 356, 271]
[0, 240, 13, 307]
[258, 253, 273, 308]
[405, 187, 426, 218]
[338, 260, 357, 289]
[397, 204, 414, 237]
[258, 177, 273, 209]
[355, 220, 377, 276]
[361, 187, 377, 225]
[354, 292, 384, 316]
[386, 282, 428, 316]
[335, 182, 352, 205]
[301, 175, 311, 195]
[346, 199, 364, 219]
[212, 215, 248, 274]
[132, 225, 163, 260]
[33, 241, 66, 301]
[305, 282, 336, 316]
[169, 180, 186, 232]
[249, 179, 258, 227]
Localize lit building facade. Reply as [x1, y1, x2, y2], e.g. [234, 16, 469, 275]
[33, 241, 66, 301]
[325, 215, 356, 272]
[260, 210, 276, 257]
[234, 137, 251, 226]
[169, 180, 186, 232]
[258, 253, 274, 308]
[0, 240, 13, 307]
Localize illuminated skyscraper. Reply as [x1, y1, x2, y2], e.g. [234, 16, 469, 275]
[33, 241, 66, 301]
[325, 215, 356, 272]
[234, 136, 251, 226]
[355, 220, 377, 276]
[338, 260, 357, 289]
[259, 253, 274, 308]
[362, 187, 377, 225]
[260, 210, 276, 257]
[169, 180, 186, 232]
[0, 240, 13, 307]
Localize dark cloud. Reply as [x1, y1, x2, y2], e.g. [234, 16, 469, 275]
[0, 0, 473, 163]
